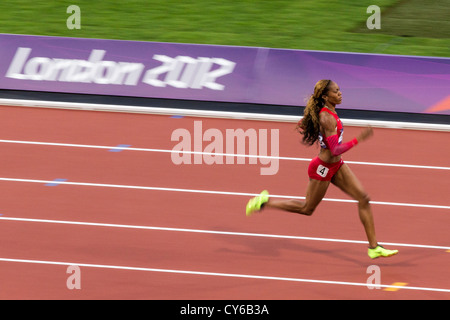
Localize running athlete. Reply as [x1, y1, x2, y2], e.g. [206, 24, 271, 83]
[246, 80, 398, 259]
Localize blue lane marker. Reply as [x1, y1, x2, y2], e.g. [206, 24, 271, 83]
[109, 144, 131, 152]
[45, 178, 68, 187]
[170, 115, 184, 119]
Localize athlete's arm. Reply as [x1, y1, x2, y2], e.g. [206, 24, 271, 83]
[324, 135, 358, 156]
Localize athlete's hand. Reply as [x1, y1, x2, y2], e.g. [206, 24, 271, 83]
[357, 126, 373, 143]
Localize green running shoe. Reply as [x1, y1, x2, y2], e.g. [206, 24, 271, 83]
[368, 245, 398, 259]
[246, 190, 269, 217]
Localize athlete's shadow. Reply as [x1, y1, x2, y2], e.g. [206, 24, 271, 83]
[215, 232, 424, 268]
[215, 233, 366, 266]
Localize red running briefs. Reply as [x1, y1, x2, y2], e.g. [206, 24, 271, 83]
[308, 156, 344, 181]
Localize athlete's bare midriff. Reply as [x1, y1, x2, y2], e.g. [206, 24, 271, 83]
[318, 147, 341, 164]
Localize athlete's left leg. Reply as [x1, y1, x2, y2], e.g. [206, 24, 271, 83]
[331, 163, 377, 248]
[332, 163, 398, 258]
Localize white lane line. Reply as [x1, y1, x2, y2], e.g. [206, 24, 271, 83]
[0, 177, 448, 210]
[0, 257, 449, 293]
[0, 139, 448, 171]
[0, 216, 449, 250]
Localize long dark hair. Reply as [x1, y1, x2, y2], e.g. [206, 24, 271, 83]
[297, 79, 332, 145]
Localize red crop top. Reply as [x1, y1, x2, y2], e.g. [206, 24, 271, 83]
[318, 107, 358, 156]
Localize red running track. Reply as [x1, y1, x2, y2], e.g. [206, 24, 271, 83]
[0, 105, 448, 300]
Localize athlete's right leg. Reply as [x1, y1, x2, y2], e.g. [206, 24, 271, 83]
[263, 179, 330, 216]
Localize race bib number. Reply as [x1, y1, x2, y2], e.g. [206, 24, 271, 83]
[316, 165, 329, 178]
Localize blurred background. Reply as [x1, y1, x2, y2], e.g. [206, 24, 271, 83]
[0, 0, 448, 123]
[0, 0, 448, 57]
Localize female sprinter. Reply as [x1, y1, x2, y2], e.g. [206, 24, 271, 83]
[245, 79, 398, 259]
